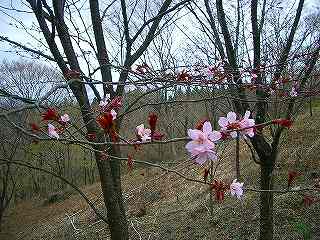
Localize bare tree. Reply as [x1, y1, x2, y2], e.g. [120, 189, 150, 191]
[0, 60, 69, 108]
[184, 0, 319, 239]
[0, 1, 194, 239]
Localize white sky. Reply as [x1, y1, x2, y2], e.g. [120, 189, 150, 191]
[0, 0, 318, 61]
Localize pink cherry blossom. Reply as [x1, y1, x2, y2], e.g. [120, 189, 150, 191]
[60, 113, 70, 123]
[239, 111, 255, 137]
[136, 124, 151, 142]
[110, 109, 117, 120]
[218, 112, 239, 138]
[48, 123, 59, 139]
[185, 121, 221, 165]
[218, 111, 255, 138]
[230, 179, 244, 199]
[203, 121, 222, 142]
[99, 98, 109, 108]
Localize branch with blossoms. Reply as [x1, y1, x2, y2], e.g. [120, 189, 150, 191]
[2, 108, 292, 148]
[18, 102, 319, 203]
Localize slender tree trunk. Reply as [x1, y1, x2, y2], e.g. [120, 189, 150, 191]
[95, 145, 128, 240]
[260, 159, 274, 240]
[92, 118, 128, 240]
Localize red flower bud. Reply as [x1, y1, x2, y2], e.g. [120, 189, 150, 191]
[42, 108, 59, 121]
[30, 123, 40, 133]
[272, 119, 293, 128]
[152, 131, 164, 140]
[97, 112, 114, 130]
[211, 180, 228, 203]
[148, 112, 158, 136]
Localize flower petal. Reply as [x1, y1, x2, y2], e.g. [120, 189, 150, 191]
[202, 121, 212, 134]
[247, 130, 255, 137]
[207, 151, 218, 161]
[208, 131, 222, 142]
[227, 112, 237, 123]
[185, 141, 198, 152]
[195, 154, 207, 165]
[203, 140, 215, 150]
[244, 111, 251, 119]
[110, 109, 117, 120]
[48, 124, 59, 139]
[141, 135, 151, 142]
[218, 117, 228, 128]
[188, 129, 203, 140]
[144, 128, 151, 135]
[136, 124, 145, 136]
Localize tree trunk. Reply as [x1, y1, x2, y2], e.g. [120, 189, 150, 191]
[95, 144, 128, 240]
[260, 161, 274, 240]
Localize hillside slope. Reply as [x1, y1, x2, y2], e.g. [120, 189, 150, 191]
[1, 107, 320, 240]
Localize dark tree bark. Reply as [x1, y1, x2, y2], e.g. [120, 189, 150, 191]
[259, 160, 274, 240]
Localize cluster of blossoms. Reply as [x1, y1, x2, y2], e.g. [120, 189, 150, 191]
[185, 110, 255, 200]
[186, 110, 255, 165]
[218, 111, 255, 138]
[136, 124, 152, 142]
[135, 112, 164, 143]
[185, 121, 221, 165]
[96, 96, 122, 141]
[210, 179, 244, 202]
[33, 108, 71, 139]
[268, 76, 300, 98]
[126, 113, 163, 171]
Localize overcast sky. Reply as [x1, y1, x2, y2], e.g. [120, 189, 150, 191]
[0, 0, 319, 63]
